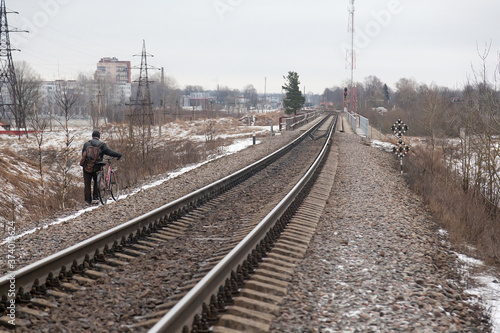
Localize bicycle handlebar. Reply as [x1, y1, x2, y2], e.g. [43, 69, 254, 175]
[103, 156, 121, 162]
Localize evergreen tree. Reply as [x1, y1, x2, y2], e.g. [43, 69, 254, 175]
[383, 83, 390, 104]
[282, 71, 305, 115]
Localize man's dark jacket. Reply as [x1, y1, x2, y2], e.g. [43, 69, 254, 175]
[82, 138, 122, 170]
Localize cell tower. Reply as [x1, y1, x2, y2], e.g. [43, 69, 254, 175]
[0, 0, 25, 123]
[130, 40, 154, 128]
[345, 0, 357, 116]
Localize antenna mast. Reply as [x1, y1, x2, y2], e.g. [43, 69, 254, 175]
[346, 0, 357, 116]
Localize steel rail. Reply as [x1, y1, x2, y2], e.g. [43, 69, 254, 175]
[0, 113, 330, 298]
[149, 113, 338, 333]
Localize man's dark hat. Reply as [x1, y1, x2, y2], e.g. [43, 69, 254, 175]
[92, 130, 100, 138]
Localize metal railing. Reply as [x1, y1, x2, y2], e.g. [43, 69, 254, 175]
[346, 112, 370, 138]
[347, 112, 357, 132]
[359, 115, 369, 137]
[279, 110, 322, 131]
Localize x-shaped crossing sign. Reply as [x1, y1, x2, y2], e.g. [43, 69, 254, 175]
[391, 119, 408, 138]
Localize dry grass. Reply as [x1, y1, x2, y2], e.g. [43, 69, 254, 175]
[405, 146, 500, 265]
[0, 147, 82, 226]
[0, 132, 226, 227]
[104, 125, 220, 189]
[1, 114, 277, 227]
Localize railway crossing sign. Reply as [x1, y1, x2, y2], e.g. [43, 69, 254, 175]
[391, 119, 408, 137]
[391, 119, 410, 174]
[393, 139, 410, 158]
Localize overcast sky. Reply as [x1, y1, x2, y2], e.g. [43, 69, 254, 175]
[7, 0, 500, 94]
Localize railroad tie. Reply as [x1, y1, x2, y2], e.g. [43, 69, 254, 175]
[212, 135, 339, 332]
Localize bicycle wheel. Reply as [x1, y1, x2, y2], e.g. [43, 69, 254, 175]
[110, 171, 120, 201]
[97, 172, 107, 205]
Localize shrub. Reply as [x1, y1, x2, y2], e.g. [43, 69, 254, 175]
[405, 146, 500, 264]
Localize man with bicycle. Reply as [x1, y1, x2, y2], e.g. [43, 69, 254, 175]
[80, 131, 122, 205]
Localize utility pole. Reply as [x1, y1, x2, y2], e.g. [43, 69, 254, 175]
[159, 92, 164, 138]
[280, 87, 283, 110]
[159, 67, 165, 138]
[97, 90, 102, 129]
[303, 86, 306, 111]
[264, 76, 266, 113]
[90, 100, 94, 129]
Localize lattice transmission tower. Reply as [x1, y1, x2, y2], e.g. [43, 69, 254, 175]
[0, 0, 25, 123]
[345, 0, 357, 116]
[130, 40, 155, 129]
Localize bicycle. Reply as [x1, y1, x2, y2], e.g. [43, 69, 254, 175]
[96, 157, 120, 205]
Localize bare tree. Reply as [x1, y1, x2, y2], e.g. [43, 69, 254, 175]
[363, 75, 385, 108]
[395, 78, 418, 111]
[28, 105, 49, 209]
[243, 84, 259, 111]
[457, 43, 500, 207]
[76, 72, 99, 126]
[203, 119, 218, 142]
[53, 81, 80, 209]
[13, 61, 41, 135]
[416, 84, 453, 175]
[216, 86, 240, 113]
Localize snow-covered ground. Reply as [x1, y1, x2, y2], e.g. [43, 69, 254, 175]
[371, 139, 394, 152]
[455, 249, 500, 332]
[371, 131, 500, 331]
[0, 136, 261, 247]
[3, 118, 499, 331]
[0, 116, 278, 226]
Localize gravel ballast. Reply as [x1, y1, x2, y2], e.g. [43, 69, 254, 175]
[31, 132, 326, 332]
[1, 130, 304, 274]
[1, 116, 492, 332]
[269, 131, 490, 332]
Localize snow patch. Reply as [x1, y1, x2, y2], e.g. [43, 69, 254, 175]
[454, 252, 484, 267]
[466, 275, 500, 332]
[438, 229, 448, 236]
[0, 135, 260, 245]
[371, 139, 393, 152]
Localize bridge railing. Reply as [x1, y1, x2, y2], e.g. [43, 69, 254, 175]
[359, 115, 369, 137]
[347, 112, 370, 138]
[279, 110, 321, 131]
[347, 112, 357, 132]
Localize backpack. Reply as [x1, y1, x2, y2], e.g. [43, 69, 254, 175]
[82, 141, 104, 173]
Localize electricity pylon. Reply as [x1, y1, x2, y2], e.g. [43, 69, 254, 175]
[130, 40, 154, 130]
[0, 0, 26, 124]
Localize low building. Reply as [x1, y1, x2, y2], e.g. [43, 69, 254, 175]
[40, 80, 87, 116]
[0, 120, 10, 130]
[181, 92, 215, 109]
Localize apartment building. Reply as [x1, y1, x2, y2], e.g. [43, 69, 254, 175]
[95, 57, 132, 104]
[95, 57, 131, 84]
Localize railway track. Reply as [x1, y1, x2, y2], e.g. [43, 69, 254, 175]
[0, 112, 337, 332]
[149, 114, 338, 333]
